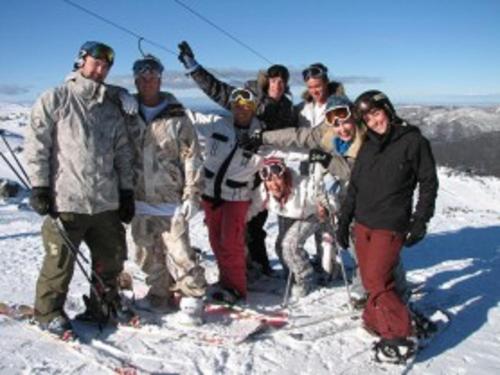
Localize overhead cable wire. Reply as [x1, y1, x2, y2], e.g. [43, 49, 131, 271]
[172, 0, 273, 65]
[61, 0, 177, 56]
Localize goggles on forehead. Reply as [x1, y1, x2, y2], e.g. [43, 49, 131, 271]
[230, 88, 256, 103]
[302, 65, 328, 81]
[259, 162, 286, 181]
[325, 105, 352, 127]
[81, 42, 114, 66]
[133, 58, 164, 77]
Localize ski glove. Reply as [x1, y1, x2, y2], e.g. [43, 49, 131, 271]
[29, 186, 51, 216]
[118, 189, 135, 224]
[404, 219, 427, 247]
[174, 199, 199, 221]
[118, 90, 138, 116]
[309, 149, 332, 169]
[336, 220, 350, 249]
[238, 130, 263, 152]
[178, 41, 199, 71]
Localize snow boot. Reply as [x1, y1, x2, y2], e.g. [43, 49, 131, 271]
[373, 337, 417, 364]
[210, 285, 242, 305]
[410, 308, 438, 339]
[38, 315, 72, 338]
[177, 297, 204, 326]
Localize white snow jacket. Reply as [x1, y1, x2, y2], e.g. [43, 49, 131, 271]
[188, 111, 264, 202]
[26, 71, 133, 214]
[296, 81, 345, 128]
[125, 92, 202, 206]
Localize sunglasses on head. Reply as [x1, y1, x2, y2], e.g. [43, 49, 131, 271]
[302, 65, 327, 81]
[133, 60, 164, 77]
[325, 106, 352, 127]
[83, 42, 115, 66]
[259, 163, 286, 181]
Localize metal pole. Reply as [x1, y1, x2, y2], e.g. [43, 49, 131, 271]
[0, 130, 31, 187]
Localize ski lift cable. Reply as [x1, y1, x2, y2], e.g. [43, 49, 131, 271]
[172, 0, 273, 65]
[61, 0, 177, 56]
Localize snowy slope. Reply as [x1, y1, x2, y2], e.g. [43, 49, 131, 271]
[1, 104, 500, 374]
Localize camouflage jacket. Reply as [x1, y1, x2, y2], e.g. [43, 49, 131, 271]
[126, 93, 202, 205]
[25, 71, 133, 214]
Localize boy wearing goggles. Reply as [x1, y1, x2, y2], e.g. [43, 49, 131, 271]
[26, 41, 135, 335]
[178, 42, 297, 276]
[248, 157, 329, 298]
[124, 54, 208, 325]
[186, 87, 264, 303]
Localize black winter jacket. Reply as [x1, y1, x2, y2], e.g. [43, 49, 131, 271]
[339, 120, 438, 232]
[190, 66, 297, 130]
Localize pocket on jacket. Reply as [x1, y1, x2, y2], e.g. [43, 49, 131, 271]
[204, 167, 215, 179]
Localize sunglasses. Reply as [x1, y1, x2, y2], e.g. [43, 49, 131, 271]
[230, 88, 256, 103]
[133, 60, 164, 77]
[259, 163, 286, 181]
[325, 106, 352, 127]
[83, 42, 115, 66]
[302, 66, 327, 81]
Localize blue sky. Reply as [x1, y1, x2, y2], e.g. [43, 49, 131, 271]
[1, 0, 499, 106]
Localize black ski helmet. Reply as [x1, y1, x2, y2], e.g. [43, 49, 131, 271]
[73, 41, 114, 70]
[267, 64, 289, 83]
[353, 90, 396, 120]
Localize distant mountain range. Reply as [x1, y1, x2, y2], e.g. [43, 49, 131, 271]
[1, 102, 499, 177]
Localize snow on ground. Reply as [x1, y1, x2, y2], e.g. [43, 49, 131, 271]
[1, 108, 500, 374]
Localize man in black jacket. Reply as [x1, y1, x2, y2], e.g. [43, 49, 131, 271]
[178, 41, 297, 275]
[336, 90, 438, 364]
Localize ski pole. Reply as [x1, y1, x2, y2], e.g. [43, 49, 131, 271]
[0, 130, 31, 187]
[52, 218, 113, 330]
[336, 247, 354, 312]
[0, 150, 31, 190]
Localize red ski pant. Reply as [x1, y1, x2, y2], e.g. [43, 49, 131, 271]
[354, 223, 412, 339]
[202, 199, 250, 298]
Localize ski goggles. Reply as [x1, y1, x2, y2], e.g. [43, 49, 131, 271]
[325, 105, 352, 127]
[230, 88, 257, 110]
[133, 58, 164, 77]
[81, 41, 115, 66]
[259, 162, 286, 181]
[302, 65, 328, 81]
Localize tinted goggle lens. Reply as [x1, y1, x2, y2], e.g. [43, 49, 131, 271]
[230, 89, 254, 102]
[302, 66, 326, 81]
[259, 163, 285, 180]
[326, 106, 351, 126]
[133, 60, 163, 77]
[89, 45, 114, 65]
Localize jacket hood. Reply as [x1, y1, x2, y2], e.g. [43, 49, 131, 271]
[65, 71, 107, 102]
[301, 81, 345, 102]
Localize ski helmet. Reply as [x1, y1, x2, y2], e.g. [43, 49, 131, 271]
[73, 41, 114, 70]
[133, 54, 164, 77]
[267, 64, 289, 83]
[353, 90, 396, 121]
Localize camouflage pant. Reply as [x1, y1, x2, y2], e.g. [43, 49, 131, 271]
[275, 215, 319, 286]
[131, 215, 206, 299]
[34, 211, 126, 323]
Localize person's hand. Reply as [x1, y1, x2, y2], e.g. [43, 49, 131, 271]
[178, 41, 199, 70]
[239, 130, 263, 152]
[118, 90, 138, 116]
[404, 219, 427, 247]
[29, 187, 51, 216]
[336, 220, 350, 249]
[174, 199, 199, 221]
[309, 149, 332, 169]
[118, 189, 135, 224]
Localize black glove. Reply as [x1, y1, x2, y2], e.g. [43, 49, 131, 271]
[29, 187, 51, 216]
[118, 189, 135, 224]
[239, 130, 263, 152]
[336, 220, 350, 249]
[177, 41, 198, 70]
[404, 219, 427, 247]
[309, 149, 332, 169]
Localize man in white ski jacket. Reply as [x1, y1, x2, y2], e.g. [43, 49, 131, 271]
[26, 41, 135, 335]
[125, 55, 207, 324]
[188, 88, 264, 302]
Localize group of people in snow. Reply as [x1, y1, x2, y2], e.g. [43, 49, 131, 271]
[25, 39, 438, 364]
